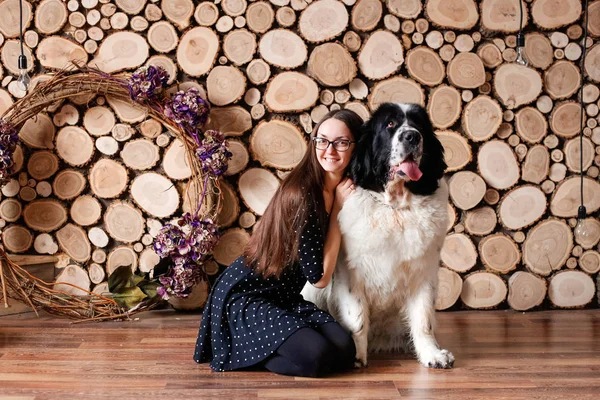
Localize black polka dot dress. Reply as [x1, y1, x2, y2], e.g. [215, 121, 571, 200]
[194, 208, 335, 371]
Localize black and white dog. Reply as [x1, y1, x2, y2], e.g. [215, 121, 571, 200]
[302, 103, 454, 368]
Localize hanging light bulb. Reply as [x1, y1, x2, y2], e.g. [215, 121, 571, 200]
[575, 206, 591, 241]
[515, 32, 529, 66]
[515, 0, 528, 66]
[17, 54, 30, 91]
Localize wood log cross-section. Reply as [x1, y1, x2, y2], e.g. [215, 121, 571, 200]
[477, 140, 520, 190]
[207, 66, 246, 106]
[351, 0, 382, 32]
[19, 114, 55, 150]
[358, 30, 404, 81]
[523, 219, 572, 276]
[246, 1, 274, 33]
[498, 185, 547, 231]
[548, 270, 595, 308]
[550, 176, 600, 218]
[441, 232, 478, 273]
[162, 0, 194, 30]
[436, 130, 472, 172]
[177, 27, 219, 77]
[213, 228, 251, 266]
[238, 168, 280, 215]
[147, 21, 179, 53]
[89, 32, 149, 73]
[104, 201, 145, 243]
[461, 271, 507, 309]
[1, 225, 33, 253]
[225, 140, 250, 176]
[223, 29, 256, 66]
[462, 95, 502, 142]
[264, 72, 319, 112]
[307, 42, 357, 87]
[405, 46, 445, 87]
[162, 139, 192, 180]
[206, 106, 252, 137]
[34, 233, 59, 255]
[494, 64, 543, 109]
[27, 151, 59, 181]
[369, 76, 425, 110]
[480, 0, 528, 33]
[446, 52, 485, 89]
[428, 86, 462, 129]
[56, 223, 91, 263]
[448, 171, 486, 210]
[34, 0, 68, 35]
[479, 233, 520, 274]
[23, 200, 68, 232]
[464, 206, 497, 236]
[55, 126, 94, 167]
[250, 120, 307, 170]
[70, 195, 102, 227]
[515, 106, 547, 144]
[298, 0, 349, 43]
[121, 139, 161, 171]
[435, 267, 462, 310]
[544, 60, 581, 100]
[524, 32, 554, 70]
[259, 29, 307, 70]
[106, 246, 138, 276]
[89, 158, 128, 199]
[507, 271, 547, 311]
[521, 144, 549, 184]
[531, 0, 582, 30]
[83, 106, 116, 137]
[425, 0, 479, 30]
[130, 173, 180, 219]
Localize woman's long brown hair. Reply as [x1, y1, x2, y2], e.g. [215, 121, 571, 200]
[244, 110, 364, 279]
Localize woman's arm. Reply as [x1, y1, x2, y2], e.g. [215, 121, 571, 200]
[311, 206, 341, 288]
[311, 178, 355, 288]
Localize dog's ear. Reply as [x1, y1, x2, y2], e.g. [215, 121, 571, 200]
[349, 121, 372, 184]
[406, 105, 447, 196]
[349, 119, 387, 192]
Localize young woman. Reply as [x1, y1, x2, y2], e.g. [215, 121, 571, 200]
[194, 109, 364, 377]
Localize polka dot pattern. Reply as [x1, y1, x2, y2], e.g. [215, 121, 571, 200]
[194, 208, 335, 371]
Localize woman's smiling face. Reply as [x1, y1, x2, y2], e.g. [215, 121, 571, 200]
[314, 118, 355, 174]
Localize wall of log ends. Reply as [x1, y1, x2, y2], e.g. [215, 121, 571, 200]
[0, 0, 599, 310]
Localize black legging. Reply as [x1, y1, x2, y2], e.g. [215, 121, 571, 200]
[263, 322, 356, 377]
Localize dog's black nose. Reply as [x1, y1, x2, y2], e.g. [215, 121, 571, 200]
[403, 130, 421, 145]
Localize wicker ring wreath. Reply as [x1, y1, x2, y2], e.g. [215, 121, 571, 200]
[0, 62, 231, 322]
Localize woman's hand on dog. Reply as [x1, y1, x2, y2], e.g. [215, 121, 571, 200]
[334, 178, 356, 211]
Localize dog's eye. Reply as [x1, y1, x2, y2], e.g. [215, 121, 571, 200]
[387, 121, 396, 129]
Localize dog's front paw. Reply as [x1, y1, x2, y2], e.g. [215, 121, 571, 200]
[420, 348, 454, 369]
[354, 356, 368, 368]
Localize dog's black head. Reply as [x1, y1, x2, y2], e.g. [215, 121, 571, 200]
[349, 103, 446, 196]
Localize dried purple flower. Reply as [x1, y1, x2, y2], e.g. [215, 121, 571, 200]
[127, 65, 170, 102]
[157, 260, 203, 300]
[0, 119, 19, 186]
[153, 213, 221, 299]
[164, 88, 210, 137]
[196, 130, 232, 176]
[153, 223, 186, 259]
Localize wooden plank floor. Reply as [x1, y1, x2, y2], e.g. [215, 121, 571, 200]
[0, 309, 599, 400]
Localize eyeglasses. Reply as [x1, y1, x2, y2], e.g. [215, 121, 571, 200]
[312, 137, 355, 152]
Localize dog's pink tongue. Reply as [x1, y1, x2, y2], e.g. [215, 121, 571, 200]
[398, 160, 423, 181]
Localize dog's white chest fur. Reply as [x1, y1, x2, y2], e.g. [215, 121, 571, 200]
[340, 181, 448, 279]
